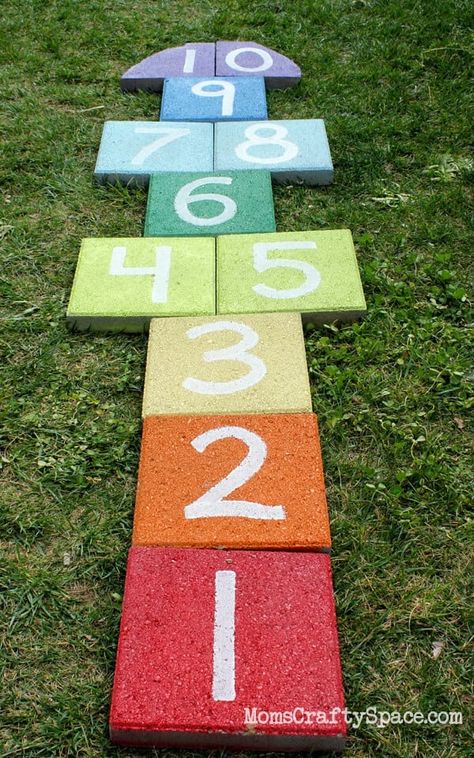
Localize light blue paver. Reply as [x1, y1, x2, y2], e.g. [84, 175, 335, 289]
[94, 121, 214, 187]
[214, 119, 333, 185]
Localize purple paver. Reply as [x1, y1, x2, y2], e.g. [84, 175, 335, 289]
[121, 43, 215, 92]
[216, 41, 301, 89]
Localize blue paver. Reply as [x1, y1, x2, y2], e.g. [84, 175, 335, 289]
[160, 77, 267, 122]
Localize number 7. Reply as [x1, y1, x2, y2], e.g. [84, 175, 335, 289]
[131, 126, 191, 166]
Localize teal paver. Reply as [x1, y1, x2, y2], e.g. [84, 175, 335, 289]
[214, 119, 333, 185]
[94, 121, 214, 187]
[217, 230, 366, 321]
[160, 77, 267, 122]
[66, 237, 216, 332]
[144, 170, 276, 237]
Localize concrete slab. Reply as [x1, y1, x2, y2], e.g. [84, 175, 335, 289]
[214, 119, 333, 185]
[110, 547, 346, 750]
[215, 41, 301, 89]
[133, 412, 331, 551]
[142, 313, 312, 417]
[144, 170, 275, 237]
[160, 76, 267, 122]
[66, 237, 216, 331]
[217, 229, 366, 321]
[94, 121, 213, 187]
[121, 43, 215, 92]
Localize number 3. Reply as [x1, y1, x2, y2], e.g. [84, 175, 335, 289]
[182, 321, 267, 395]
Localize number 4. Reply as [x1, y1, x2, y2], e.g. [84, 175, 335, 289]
[109, 246, 171, 303]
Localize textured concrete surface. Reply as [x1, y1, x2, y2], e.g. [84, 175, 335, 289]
[144, 171, 275, 237]
[142, 313, 312, 417]
[217, 229, 366, 320]
[160, 76, 267, 122]
[215, 41, 301, 89]
[133, 412, 331, 550]
[94, 121, 214, 186]
[110, 547, 346, 750]
[214, 119, 333, 185]
[121, 43, 215, 91]
[66, 237, 216, 331]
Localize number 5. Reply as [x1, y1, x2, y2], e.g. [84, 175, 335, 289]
[252, 241, 321, 299]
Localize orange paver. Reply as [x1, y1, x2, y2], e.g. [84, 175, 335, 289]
[132, 412, 331, 551]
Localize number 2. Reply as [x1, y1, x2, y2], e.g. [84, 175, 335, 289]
[184, 426, 286, 520]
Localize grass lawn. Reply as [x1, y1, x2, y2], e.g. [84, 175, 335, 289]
[1, 1, 472, 756]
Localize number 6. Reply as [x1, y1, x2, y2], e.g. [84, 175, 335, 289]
[174, 177, 237, 227]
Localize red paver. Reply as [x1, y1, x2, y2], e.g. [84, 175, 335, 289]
[133, 413, 331, 551]
[110, 547, 346, 751]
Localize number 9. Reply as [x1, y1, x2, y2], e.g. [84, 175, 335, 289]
[191, 79, 236, 117]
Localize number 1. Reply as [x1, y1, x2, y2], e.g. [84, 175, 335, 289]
[213, 570, 236, 702]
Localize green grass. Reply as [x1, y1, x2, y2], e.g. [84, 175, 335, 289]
[0, 0, 472, 756]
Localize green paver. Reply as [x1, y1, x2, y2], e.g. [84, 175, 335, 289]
[67, 237, 216, 332]
[217, 229, 366, 321]
[144, 170, 276, 237]
[142, 313, 312, 417]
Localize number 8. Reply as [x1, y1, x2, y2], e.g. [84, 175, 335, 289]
[235, 123, 299, 165]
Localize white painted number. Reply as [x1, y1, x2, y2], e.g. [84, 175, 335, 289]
[191, 79, 236, 116]
[185, 426, 286, 520]
[109, 245, 171, 303]
[235, 123, 298, 165]
[183, 48, 196, 73]
[182, 321, 266, 395]
[213, 570, 236, 701]
[253, 241, 321, 299]
[131, 126, 190, 166]
[225, 47, 273, 72]
[174, 176, 237, 227]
